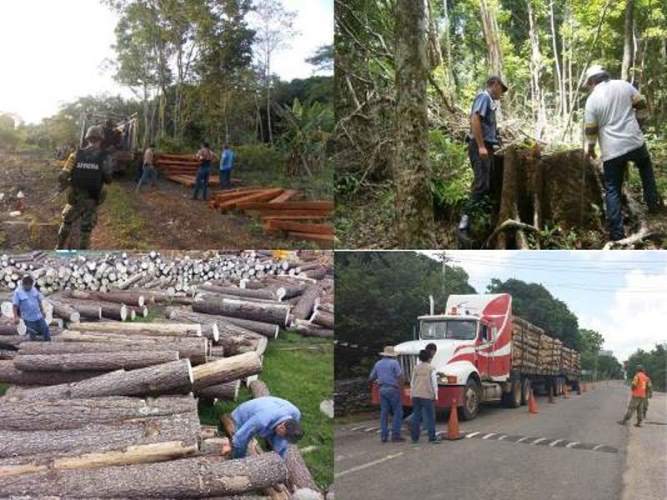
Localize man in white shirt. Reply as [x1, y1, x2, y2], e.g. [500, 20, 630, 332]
[583, 65, 661, 241]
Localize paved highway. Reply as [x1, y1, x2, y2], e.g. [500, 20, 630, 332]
[334, 381, 666, 500]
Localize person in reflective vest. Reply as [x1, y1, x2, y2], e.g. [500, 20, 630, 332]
[618, 365, 650, 427]
[56, 125, 112, 249]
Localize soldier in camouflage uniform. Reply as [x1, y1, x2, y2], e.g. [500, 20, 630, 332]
[56, 125, 113, 249]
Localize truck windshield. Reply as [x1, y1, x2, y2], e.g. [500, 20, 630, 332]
[420, 320, 477, 340]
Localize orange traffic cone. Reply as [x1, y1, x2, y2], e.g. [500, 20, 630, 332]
[528, 389, 538, 414]
[446, 398, 464, 440]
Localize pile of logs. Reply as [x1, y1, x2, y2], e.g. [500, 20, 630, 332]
[154, 153, 241, 188]
[0, 251, 334, 498]
[209, 189, 334, 247]
[511, 316, 580, 375]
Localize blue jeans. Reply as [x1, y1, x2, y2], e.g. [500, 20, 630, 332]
[379, 386, 403, 441]
[411, 397, 436, 442]
[136, 164, 158, 191]
[219, 169, 232, 189]
[602, 144, 659, 240]
[193, 166, 210, 200]
[24, 318, 51, 341]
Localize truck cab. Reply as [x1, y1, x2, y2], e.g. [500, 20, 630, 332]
[377, 294, 514, 420]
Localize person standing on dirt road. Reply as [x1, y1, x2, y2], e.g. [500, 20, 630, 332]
[219, 144, 235, 189]
[458, 76, 508, 235]
[618, 365, 650, 427]
[369, 346, 406, 443]
[12, 275, 51, 342]
[583, 65, 661, 241]
[56, 125, 112, 249]
[193, 142, 214, 200]
[136, 144, 158, 192]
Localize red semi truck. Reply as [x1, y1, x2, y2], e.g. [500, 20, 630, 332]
[372, 293, 581, 420]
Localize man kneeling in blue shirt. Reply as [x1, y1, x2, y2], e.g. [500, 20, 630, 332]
[230, 396, 303, 458]
[12, 275, 51, 341]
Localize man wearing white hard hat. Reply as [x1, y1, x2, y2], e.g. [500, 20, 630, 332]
[583, 65, 661, 241]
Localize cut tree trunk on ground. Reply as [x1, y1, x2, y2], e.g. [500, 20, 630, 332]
[51, 300, 102, 320]
[7, 359, 194, 401]
[198, 285, 278, 301]
[284, 444, 320, 493]
[67, 290, 145, 307]
[0, 411, 200, 460]
[310, 310, 333, 329]
[0, 361, 104, 386]
[292, 285, 322, 320]
[0, 453, 288, 498]
[196, 380, 240, 401]
[69, 321, 202, 338]
[248, 379, 271, 398]
[193, 298, 290, 328]
[0, 395, 197, 431]
[165, 308, 279, 339]
[13, 351, 179, 372]
[52, 332, 208, 364]
[47, 301, 81, 323]
[192, 352, 262, 390]
[293, 320, 333, 339]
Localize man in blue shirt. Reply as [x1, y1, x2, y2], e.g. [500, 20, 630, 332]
[369, 346, 405, 443]
[12, 275, 51, 341]
[219, 144, 235, 189]
[459, 75, 508, 233]
[230, 396, 303, 458]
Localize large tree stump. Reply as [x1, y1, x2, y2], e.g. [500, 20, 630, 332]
[192, 352, 262, 390]
[0, 453, 288, 497]
[0, 395, 197, 431]
[7, 359, 193, 401]
[13, 351, 179, 372]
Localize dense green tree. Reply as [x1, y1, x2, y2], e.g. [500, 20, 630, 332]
[626, 344, 666, 391]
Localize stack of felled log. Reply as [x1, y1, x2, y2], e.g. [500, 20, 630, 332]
[209, 189, 334, 247]
[561, 346, 581, 377]
[154, 153, 242, 188]
[538, 334, 562, 375]
[0, 250, 332, 498]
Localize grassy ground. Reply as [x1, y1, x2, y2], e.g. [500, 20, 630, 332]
[199, 331, 334, 490]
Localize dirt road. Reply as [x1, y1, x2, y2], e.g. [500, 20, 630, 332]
[335, 381, 666, 500]
[0, 154, 320, 250]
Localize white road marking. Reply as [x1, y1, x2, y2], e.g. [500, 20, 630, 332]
[566, 441, 580, 448]
[466, 431, 481, 438]
[592, 444, 605, 451]
[364, 427, 378, 432]
[497, 435, 508, 441]
[334, 453, 405, 478]
[350, 426, 366, 431]
[531, 438, 547, 445]
[516, 436, 531, 443]
[482, 433, 496, 440]
[549, 439, 564, 447]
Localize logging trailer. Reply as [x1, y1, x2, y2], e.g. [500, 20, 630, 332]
[372, 293, 581, 420]
[79, 111, 140, 174]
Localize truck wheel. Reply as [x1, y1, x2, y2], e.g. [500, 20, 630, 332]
[520, 378, 531, 406]
[460, 379, 481, 421]
[502, 378, 522, 408]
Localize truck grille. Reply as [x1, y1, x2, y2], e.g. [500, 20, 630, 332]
[398, 354, 418, 382]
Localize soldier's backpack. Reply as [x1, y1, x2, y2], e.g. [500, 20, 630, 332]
[71, 147, 107, 197]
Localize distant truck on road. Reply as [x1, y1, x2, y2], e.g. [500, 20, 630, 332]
[372, 293, 581, 420]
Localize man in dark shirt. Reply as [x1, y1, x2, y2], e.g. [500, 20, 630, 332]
[459, 76, 508, 233]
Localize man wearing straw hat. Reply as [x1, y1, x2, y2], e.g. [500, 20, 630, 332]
[369, 346, 406, 443]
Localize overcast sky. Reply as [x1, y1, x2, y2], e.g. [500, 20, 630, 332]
[420, 251, 667, 363]
[0, 0, 333, 124]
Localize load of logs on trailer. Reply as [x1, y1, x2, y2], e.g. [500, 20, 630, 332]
[208, 189, 334, 247]
[511, 316, 581, 376]
[154, 153, 242, 187]
[0, 250, 333, 499]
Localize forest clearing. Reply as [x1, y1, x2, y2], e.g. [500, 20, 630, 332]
[0, 0, 333, 250]
[0, 250, 334, 497]
[335, 0, 667, 249]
